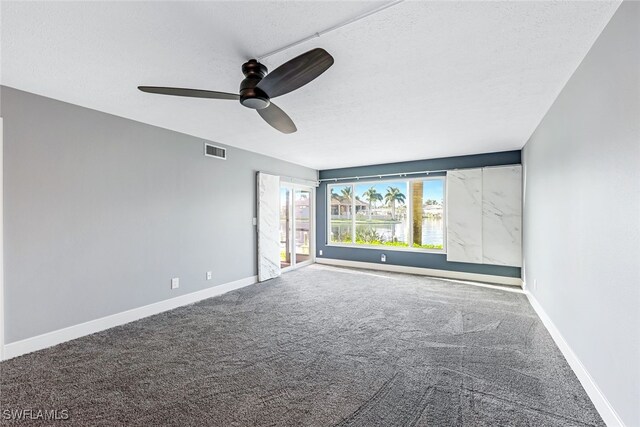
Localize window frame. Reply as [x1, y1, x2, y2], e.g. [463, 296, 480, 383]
[326, 176, 446, 254]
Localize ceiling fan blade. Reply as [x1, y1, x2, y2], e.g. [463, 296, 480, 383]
[256, 48, 334, 98]
[257, 103, 297, 134]
[138, 86, 239, 100]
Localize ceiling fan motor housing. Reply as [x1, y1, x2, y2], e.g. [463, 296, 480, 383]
[240, 60, 270, 109]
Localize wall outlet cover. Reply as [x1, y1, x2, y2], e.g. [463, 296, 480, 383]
[381, 254, 386, 262]
[319, 250, 323, 256]
[206, 271, 212, 280]
[171, 278, 180, 289]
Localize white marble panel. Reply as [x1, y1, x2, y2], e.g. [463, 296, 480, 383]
[257, 172, 281, 281]
[482, 165, 522, 267]
[446, 169, 483, 263]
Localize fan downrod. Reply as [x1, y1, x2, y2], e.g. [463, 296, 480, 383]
[239, 60, 270, 110]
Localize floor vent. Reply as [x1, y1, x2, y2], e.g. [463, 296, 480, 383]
[204, 143, 226, 160]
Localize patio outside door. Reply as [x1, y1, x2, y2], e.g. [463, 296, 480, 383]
[279, 184, 314, 271]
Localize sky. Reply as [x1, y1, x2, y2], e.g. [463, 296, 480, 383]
[332, 179, 444, 204]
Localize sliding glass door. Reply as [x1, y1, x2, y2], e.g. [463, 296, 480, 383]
[280, 183, 314, 270]
[294, 188, 311, 264]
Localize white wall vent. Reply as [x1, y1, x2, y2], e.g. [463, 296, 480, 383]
[204, 143, 226, 160]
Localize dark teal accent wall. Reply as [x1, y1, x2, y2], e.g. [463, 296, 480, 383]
[316, 151, 522, 278]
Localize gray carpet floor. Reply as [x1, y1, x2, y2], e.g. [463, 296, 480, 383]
[1, 265, 603, 426]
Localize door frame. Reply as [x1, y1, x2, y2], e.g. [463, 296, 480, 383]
[280, 182, 315, 273]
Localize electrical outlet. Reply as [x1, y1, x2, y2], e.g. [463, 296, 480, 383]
[206, 271, 212, 280]
[381, 254, 386, 263]
[171, 277, 180, 289]
[252, 217, 257, 226]
[533, 279, 538, 290]
[319, 250, 323, 256]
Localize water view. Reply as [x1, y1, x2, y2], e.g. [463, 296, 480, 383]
[329, 179, 445, 250]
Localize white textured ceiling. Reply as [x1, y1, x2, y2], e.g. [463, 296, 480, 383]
[1, 1, 620, 170]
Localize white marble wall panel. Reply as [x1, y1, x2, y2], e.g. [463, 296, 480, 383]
[446, 169, 483, 263]
[482, 165, 522, 267]
[257, 172, 281, 281]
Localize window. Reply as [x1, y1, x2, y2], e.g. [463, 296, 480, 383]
[354, 181, 409, 246]
[329, 185, 353, 244]
[328, 177, 445, 252]
[411, 179, 445, 250]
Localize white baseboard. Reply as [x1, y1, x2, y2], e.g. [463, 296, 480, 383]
[2, 275, 257, 361]
[524, 289, 625, 427]
[315, 258, 523, 287]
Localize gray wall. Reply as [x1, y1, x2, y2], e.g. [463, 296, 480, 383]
[316, 151, 522, 278]
[522, 2, 639, 426]
[1, 86, 316, 343]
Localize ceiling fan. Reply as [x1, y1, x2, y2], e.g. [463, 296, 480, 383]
[138, 48, 334, 134]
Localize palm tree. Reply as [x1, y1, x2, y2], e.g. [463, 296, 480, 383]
[362, 186, 382, 220]
[340, 187, 353, 218]
[412, 181, 423, 245]
[384, 187, 406, 220]
[340, 187, 353, 200]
